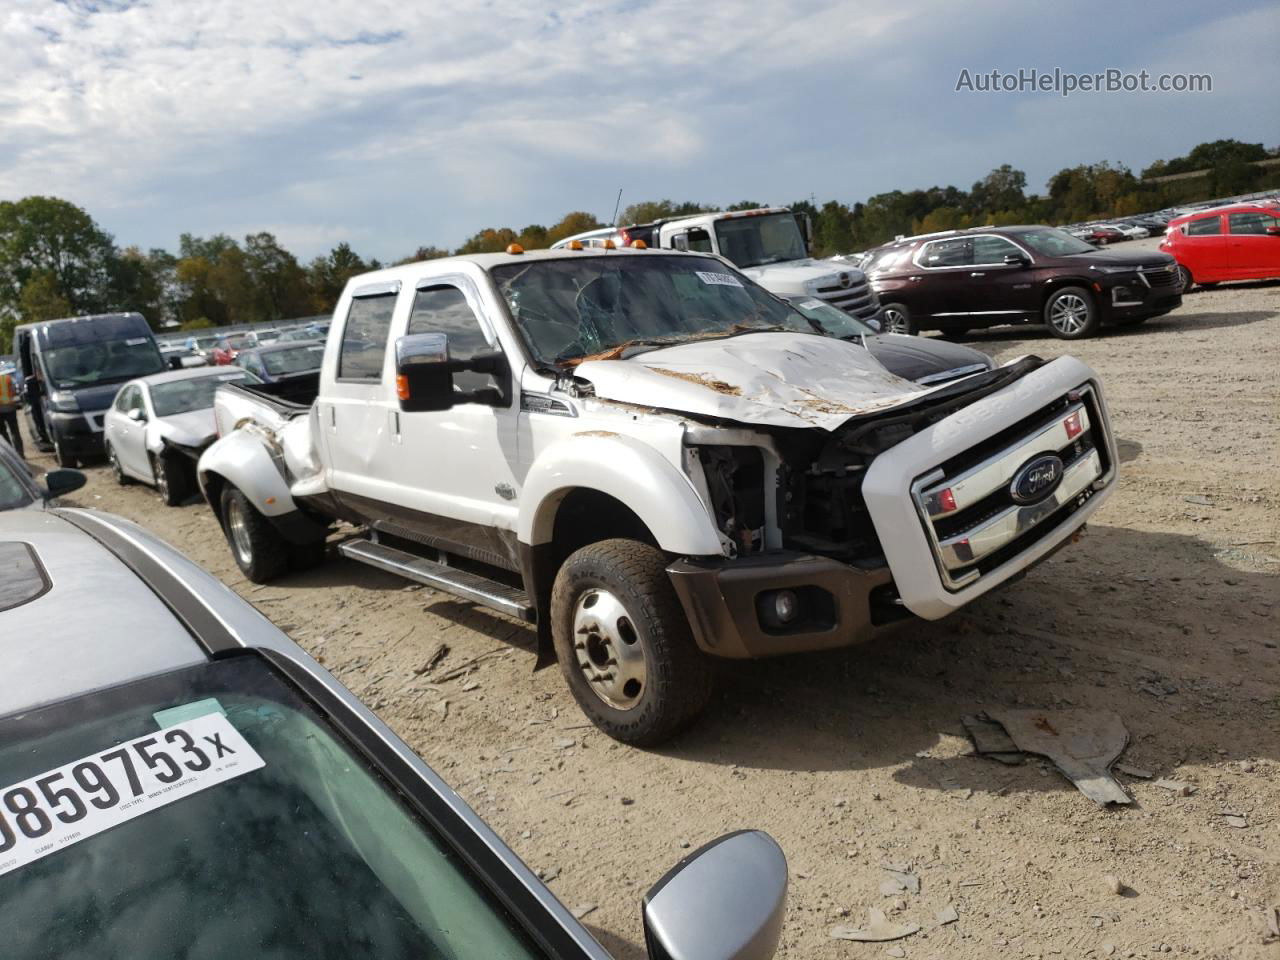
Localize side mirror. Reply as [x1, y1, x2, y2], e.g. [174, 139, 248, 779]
[43, 468, 86, 499]
[642, 831, 787, 960]
[127, 407, 146, 422]
[395, 333, 510, 413]
[1003, 253, 1030, 267]
[395, 333, 455, 413]
[671, 234, 690, 252]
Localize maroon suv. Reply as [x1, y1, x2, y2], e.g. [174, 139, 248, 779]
[865, 226, 1182, 339]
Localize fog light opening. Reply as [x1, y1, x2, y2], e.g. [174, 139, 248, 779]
[773, 589, 799, 624]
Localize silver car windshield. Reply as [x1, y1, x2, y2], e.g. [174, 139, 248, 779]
[490, 255, 814, 366]
[712, 213, 807, 268]
[149, 373, 252, 417]
[0, 656, 546, 959]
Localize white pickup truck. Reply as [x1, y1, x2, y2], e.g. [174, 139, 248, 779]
[198, 247, 1118, 745]
[553, 208, 882, 327]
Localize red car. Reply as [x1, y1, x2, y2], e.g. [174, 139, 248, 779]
[1161, 201, 1280, 291]
[1083, 225, 1126, 246]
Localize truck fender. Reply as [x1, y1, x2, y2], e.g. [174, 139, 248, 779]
[519, 433, 724, 557]
[198, 428, 298, 521]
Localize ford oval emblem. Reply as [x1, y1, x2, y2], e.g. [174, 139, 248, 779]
[1010, 454, 1064, 505]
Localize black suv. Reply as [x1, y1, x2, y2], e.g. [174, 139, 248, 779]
[865, 226, 1182, 339]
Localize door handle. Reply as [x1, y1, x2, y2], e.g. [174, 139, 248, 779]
[908, 276, 923, 282]
[970, 272, 986, 277]
[328, 405, 336, 428]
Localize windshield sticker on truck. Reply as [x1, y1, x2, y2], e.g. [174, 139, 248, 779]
[124, 337, 148, 346]
[0, 713, 263, 877]
[695, 271, 744, 288]
[798, 299, 825, 310]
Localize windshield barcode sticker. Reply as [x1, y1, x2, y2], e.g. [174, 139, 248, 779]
[124, 337, 148, 346]
[0, 713, 263, 877]
[695, 271, 743, 288]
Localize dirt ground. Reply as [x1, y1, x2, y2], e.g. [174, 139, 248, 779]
[27, 256, 1279, 959]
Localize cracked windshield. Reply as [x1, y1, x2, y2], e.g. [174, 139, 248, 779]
[490, 255, 814, 366]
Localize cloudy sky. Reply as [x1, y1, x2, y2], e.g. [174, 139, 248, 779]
[0, 0, 1275, 261]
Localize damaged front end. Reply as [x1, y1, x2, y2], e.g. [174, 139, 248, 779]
[669, 357, 1053, 658]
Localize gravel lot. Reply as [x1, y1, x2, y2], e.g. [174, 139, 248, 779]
[28, 258, 1278, 959]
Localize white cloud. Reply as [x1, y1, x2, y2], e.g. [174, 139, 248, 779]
[0, 0, 1273, 259]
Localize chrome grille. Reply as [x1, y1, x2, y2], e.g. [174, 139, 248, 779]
[1140, 265, 1179, 289]
[813, 278, 880, 322]
[910, 384, 1112, 591]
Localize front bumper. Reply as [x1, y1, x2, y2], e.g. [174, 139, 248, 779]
[1100, 269, 1182, 321]
[667, 552, 893, 659]
[47, 410, 106, 457]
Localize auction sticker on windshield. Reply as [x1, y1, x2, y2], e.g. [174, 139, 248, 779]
[0, 712, 263, 876]
[695, 271, 744, 287]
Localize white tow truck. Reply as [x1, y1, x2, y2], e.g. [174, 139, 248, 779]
[198, 246, 1118, 744]
[553, 207, 882, 326]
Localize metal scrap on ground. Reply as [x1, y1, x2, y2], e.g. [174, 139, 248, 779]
[964, 710, 1132, 806]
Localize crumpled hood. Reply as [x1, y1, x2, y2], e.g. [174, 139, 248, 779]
[152, 409, 217, 449]
[738, 258, 866, 291]
[574, 332, 931, 431]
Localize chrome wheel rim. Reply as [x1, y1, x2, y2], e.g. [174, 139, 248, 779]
[882, 307, 909, 335]
[227, 499, 253, 566]
[1049, 294, 1089, 335]
[572, 588, 647, 711]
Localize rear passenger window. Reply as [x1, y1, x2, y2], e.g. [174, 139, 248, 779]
[920, 238, 972, 267]
[408, 285, 495, 392]
[971, 236, 1022, 264]
[1227, 212, 1279, 235]
[1185, 216, 1222, 236]
[338, 293, 397, 380]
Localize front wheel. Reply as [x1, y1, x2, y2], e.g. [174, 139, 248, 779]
[1044, 286, 1100, 339]
[53, 437, 76, 468]
[551, 539, 713, 746]
[153, 452, 192, 506]
[1177, 265, 1194, 293]
[880, 303, 916, 335]
[106, 443, 131, 485]
[221, 485, 290, 583]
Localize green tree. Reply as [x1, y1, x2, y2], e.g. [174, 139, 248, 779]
[546, 211, 603, 245]
[0, 196, 117, 347]
[309, 242, 369, 305]
[17, 271, 72, 324]
[969, 164, 1026, 214]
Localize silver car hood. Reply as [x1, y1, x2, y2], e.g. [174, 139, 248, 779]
[152, 408, 217, 448]
[574, 332, 931, 431]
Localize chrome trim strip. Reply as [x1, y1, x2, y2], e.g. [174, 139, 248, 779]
[920, 403, 1090, 516]
[915, 363, 990, 386]
[936, 449, 1102, 570]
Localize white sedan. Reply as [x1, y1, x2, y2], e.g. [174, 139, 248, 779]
[104, 366, 256, 505]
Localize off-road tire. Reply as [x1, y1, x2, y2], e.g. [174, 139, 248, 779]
[220, 485, 289, 583]
[880, 303, 916, 336]
[153, 451, 192, 507]
[1044, 286, 1100, 340]
[551, 539, 713, 746]
[106, 443, 131, 485]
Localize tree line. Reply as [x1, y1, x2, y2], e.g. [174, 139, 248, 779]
[1, 137, 1275, 351]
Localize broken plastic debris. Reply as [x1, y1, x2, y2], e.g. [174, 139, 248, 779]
[1153, 778, 1196, 796]
[961, 714, 1025, 765]
[1115, 763, 1154, 779]
[829, 909, 921, 943]
[879, 870, 920, 895]
[935, 904, 959, 925]
[983, 709, 1132, 807]
[1219, 813, 1249, 829]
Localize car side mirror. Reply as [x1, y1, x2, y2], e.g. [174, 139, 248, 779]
[395, 333, 510, 413]
[127, 407, 146, 422]
[1003, 253, 1030, 267]
[43, 468, 86, 499]
[642, 831, 787, 960]
[671, 234, 689, 252]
